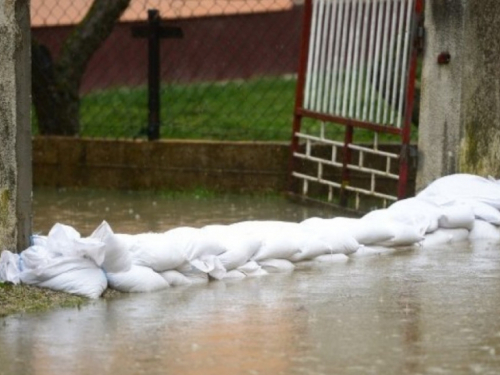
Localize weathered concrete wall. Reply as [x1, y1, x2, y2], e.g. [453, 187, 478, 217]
[0, 0, 32, 252]
[460, 0, 500, 176]
[417, 0, 500, 190]
[33, 138, 291, 192]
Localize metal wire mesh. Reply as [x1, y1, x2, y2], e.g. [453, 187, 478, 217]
[31, 0, 303, 140]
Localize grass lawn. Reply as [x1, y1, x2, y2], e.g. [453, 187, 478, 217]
[79, 76, 297, 141]
[59, 76, 417, 142]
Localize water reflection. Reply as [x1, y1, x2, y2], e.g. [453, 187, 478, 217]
[32, 188, 337, 235]
[1, 189, 500, 374]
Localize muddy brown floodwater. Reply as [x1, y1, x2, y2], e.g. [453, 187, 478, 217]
[1, 188, 500, 375]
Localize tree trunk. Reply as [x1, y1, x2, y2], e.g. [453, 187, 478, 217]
[32, 0, 131, 136]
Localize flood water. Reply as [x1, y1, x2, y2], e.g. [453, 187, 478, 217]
[2, 188, 500, 375]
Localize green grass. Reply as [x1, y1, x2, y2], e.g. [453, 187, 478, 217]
[79, 76, 297, 141]
[0, 281, 87, 317]
[34, 75, 418, 143]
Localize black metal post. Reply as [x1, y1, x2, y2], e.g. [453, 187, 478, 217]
[132, 9, 183, 141]
[147, 9, 161, 141]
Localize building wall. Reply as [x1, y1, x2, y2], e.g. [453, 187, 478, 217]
[32, 6, 303, 92]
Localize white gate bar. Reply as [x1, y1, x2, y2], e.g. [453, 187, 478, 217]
[348, 0, 363, 118]
[322, 0, 337, 112]
[382, 0, 399, 123]
[335, 0, 350, 114]
[368, 0, 385, 122]
[329, 0, 344, 114]
[362, 0, 377, 121]
[396, 0, 414, 127]
[376, 0, 392, 123]
[390, 0, 407, 125]
[356, 0, 369, 119]
[315, 0, 329, 112]
[342, 0, 357, 117]
[304, 0, 321, 110]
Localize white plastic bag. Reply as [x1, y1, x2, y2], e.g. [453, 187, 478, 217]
[231, 221, 301, 261]
[189, 254, 226, 280]
[202, 225, 260, 270]
[421, 228, 470, 248]
[90, 221, 132, 273]
[130, 232, 188, 272]
[0, 250, 21, 284]
[107, 265, 169, 293]
[418, 174, 500, 208]
[46, 223, 105, 267]
[237, 260, 268, 277]
[20, 254, 107, 299]
[160, 270, 192, 286]
[301, 216, 389, 247]
[361, 211, 424, 246]
[469, 220, 500, 241]
[438, 204, 475, 230]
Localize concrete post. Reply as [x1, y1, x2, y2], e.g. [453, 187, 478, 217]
[0, 0, 32, 252]
[417, 0, 500, 191]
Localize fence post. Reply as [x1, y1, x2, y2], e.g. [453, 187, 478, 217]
[0, 0, 32, 252]
[417, 0, 500, 190]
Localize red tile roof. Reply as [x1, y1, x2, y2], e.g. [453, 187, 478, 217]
[31, 0, 294, 27]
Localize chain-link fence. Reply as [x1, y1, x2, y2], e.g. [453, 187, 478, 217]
[31, 0, 304, 141]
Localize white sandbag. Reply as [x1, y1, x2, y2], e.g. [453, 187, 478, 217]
[90, 221, 132, 273]
[421, 228, 470, 248]
[438, 204, 475, 230]
[313, 253, 349, 263]
[189, 254, 226, 280]
[20, 255, 107, 299]
[258, 259, 295, 273]
[459, 200, 500, 225]
[469, 220, 500, 241]
[295, 219, 361, 255]
[231, 221, 301, 261]
[169, 227, 227, 259]
[181, 270, 210, 284]
[160, 270, 192, 286]
[130, 232, 188, 272]
[0, 250, 21, 284]
[31, 234, 47, 247]
[386, 197, 441, 234]
[202, 225, 261, 270]
[361, 211, 424, 246]
[301, 216, 393, 247]
[237, 261, 268, 277]
[222, 269, 247, 280]
[288, 234, 332, 262]
[107, 265, 169, 293]
[418, 174, 500, 208]
[46, 223, 105, 267]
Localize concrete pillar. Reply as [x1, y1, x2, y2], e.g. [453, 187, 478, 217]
[0, 0, 32, 252]
[417, 0, 500, 191]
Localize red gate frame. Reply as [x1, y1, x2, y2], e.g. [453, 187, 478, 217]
[289, 0, 424, 206]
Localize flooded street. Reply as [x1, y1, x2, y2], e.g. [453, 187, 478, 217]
[1, 189, 500, 375]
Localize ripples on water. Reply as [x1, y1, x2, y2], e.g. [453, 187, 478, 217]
[32, 187, 336, 235]
[2, 187, 496, 375]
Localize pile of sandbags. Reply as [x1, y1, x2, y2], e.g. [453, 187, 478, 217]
[1, 173, 500, 299]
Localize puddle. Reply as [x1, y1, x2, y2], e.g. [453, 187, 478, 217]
[1, 188, 500, 375]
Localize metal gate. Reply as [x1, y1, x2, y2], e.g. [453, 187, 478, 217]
[289, 0, 423, 211]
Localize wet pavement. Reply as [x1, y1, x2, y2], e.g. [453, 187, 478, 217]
[1, 189, 500, 375]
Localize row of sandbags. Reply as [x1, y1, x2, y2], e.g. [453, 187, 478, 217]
[1, 174, 500, 298]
